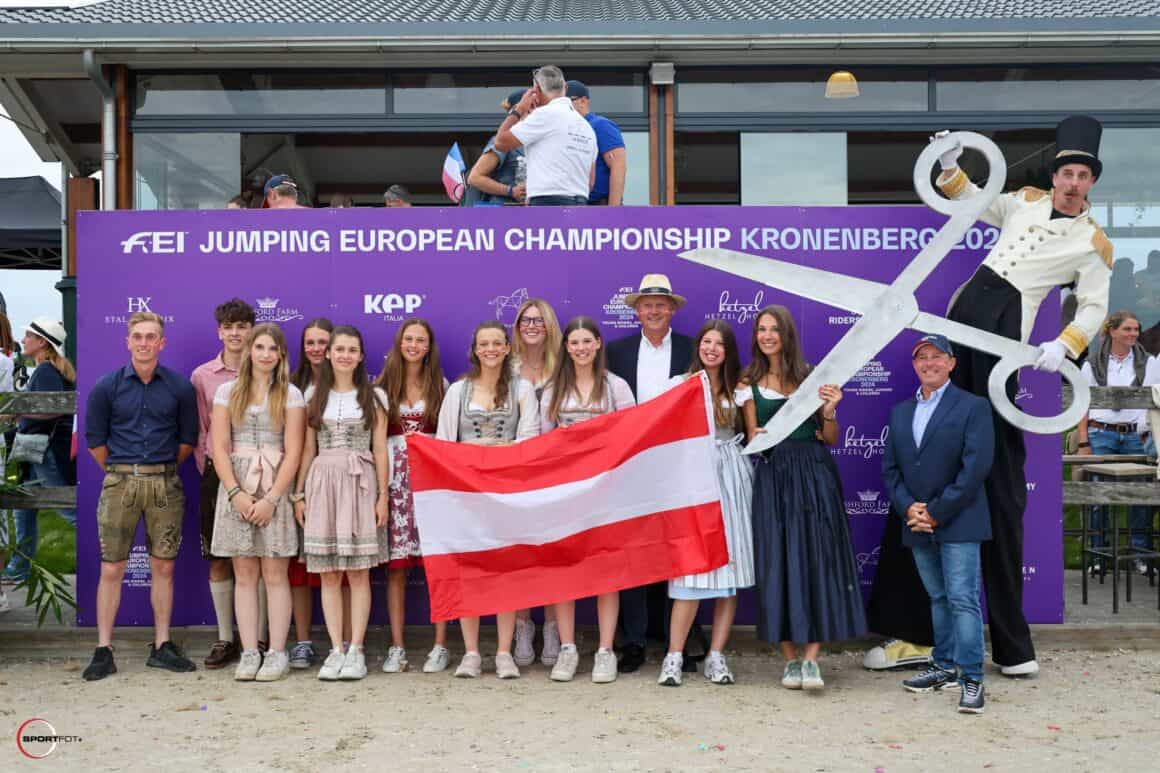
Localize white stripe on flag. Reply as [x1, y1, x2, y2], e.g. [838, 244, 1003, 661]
[413, 434, 720, 556]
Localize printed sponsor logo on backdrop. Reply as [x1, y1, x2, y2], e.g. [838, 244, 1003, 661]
[1015, 385, 1032, 403]
[848, 359, 893, 398]
[121, 544, 152, 589]
[705, 290, 765, 325]
[828, 314, 861, 327]
[104, 296, 176, 326]
[602, 286, 640, 331]
[856, 545, 881, 588]
[255, 297, 305, 324]
[365, 293, 426, 323]
[120, 230, 186, 255]
[846, 489, 890, 516]
[833, 424, 890, 459]
[1022, 564, 1038, 583]
[487, 288, 528, 325]
[1026, 480, 1037, 492]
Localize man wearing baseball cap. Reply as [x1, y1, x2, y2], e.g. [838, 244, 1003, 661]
[263, 174, 306, 209]
[566, 80, 626, 206]
[881, 334, 994, 714]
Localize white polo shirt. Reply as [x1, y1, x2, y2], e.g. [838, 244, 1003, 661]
[635, 329, 673, 404]
[510, 96, 597, 199]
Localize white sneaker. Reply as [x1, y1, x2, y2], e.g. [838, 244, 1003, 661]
[234, 648, 262, 681]
[338, 646, 367, 680]
[549, 644, 579, 682]
[513, 617, 536, 667]
[454, 652, 482, 678]
[541, 620, 561, 666]
[382, 645, 408, 673]
[592, 647, 618, 683]
[423, 645, 451, 673]
[495, 652, 521, 679]
[318, 648, 345, 681]
[657, 652, 683, 686]
[704, 652, 734, 685]
[255, 649, 290, 682]
[999, 659, 1039, 677]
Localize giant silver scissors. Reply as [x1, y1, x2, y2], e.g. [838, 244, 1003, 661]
[679, 132, 1089, 455]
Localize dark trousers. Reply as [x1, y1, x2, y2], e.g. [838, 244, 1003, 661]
[948, 266, 1036, 667]
[619, 585, 649, 648]
[866, 512, 935, 646]
[528, 195, 587, 206]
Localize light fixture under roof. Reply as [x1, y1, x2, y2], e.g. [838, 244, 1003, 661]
[825, 71, 860, 99]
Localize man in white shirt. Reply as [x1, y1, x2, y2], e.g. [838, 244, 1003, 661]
[1075, 311, 1157, 574]
[495, 65, 597, 206]
[605, 274, 694, 673]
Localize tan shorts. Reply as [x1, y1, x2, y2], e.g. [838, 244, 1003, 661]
[96, 470, 185, 562]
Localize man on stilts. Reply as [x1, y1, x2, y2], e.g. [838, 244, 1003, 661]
[932, 115, 1112, 677]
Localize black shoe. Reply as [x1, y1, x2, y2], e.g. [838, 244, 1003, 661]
[146, 641, 197, 673]
[617, 643, 646, 673]
[82, 646, 117, 681]
[902, 664, 960, 693]
[958, 678, 985, 714]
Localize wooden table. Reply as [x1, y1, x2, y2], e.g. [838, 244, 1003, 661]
[1077, 463, 1160, 612]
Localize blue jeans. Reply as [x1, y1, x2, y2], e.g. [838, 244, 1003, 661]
[1088, 428, 1155, 550]
[528, 195, 587, 206]
[3, 450, 77, 581]
[911, 540, 984, 683]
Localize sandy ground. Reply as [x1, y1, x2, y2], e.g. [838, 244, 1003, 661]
[3, 645, 1158, 772]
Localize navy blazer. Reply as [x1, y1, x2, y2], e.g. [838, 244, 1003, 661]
[605, 330, 694, 399]
[881, 382, 995, 545]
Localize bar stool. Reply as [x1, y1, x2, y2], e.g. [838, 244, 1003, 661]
[1078, 462, 1160, 613]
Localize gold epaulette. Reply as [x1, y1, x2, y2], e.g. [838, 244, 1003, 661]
[1089, 223, 1113, 268]
[1017, 186, 1049, 202]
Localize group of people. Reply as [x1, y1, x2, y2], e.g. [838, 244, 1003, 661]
[76, 274, 874, 695]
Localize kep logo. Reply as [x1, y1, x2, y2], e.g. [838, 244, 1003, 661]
[364, 293, 424, 316]
[120, 231, 186, 254]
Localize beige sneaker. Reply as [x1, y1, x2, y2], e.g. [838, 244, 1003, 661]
[591, 647, 618, 683]
[495, 652, 521, 679]
[454, 651, 482, 678]
[234, 648, 262, 681]
[549, 644, 579, 682]
[255, 649, 289, 682]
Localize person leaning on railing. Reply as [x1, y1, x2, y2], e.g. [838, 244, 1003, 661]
[1075, 309, 1159, 576]
[1, 319, 76, 585]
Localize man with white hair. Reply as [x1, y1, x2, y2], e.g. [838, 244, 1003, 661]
[494, 65, 596, 206]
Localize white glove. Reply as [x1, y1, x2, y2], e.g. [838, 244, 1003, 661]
[1034, 340, 1069, 372]
[930, 130, 962, 171]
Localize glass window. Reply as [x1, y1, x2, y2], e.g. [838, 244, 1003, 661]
[622, 132, 650, 206]
[393, 70, 645, 114]
[675, 132, 739, 205]
[936, 66, 1160, 112]
[741, 133, 847, 205]
[135, 133, 240, 210]
[677, 68, 928, 113]
[135, 72, 387, 115]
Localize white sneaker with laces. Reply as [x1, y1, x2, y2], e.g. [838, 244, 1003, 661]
[338, 646, 367, 680]
[454, 651, 482, 678]
[541, 620, 561, 666]
[234, 648, 262, 681]
[423, 645, 451, 673]
[704, 652, 734, 685]
[657, 652, 683, 686]
[318, 648, 345, 681]
[549, 644, 579, 682]
[255, 649, 290, 682]
[592, 647, 618, 683]
[999, 659, 1039, 677]
[513, 617, 536, 667]
[495, 652, 521, 679]
[382, 645, 408, 673]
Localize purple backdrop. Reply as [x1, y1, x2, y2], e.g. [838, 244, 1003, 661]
[75, 206, 1064, 627]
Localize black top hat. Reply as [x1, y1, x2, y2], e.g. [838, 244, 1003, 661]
[1053, 115, 1102, 179]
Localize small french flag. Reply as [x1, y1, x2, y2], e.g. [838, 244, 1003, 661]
[441, 142, 467, 203]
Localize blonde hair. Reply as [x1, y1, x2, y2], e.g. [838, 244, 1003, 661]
[511, 298, 561, 382]
[228, 324, 291, 429]
[43, 348, 77, 385]
[127, 311, 166, 332]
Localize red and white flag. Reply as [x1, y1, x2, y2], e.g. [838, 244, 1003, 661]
[407, 375, 728, 621]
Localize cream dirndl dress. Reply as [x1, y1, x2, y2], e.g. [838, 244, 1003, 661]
[209, 380, 303, 558]
[302, 388, 387, 573]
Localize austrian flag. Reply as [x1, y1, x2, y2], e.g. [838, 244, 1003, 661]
[407, 375, 728, 621]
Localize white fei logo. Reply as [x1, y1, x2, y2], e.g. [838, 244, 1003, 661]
[120, 231, 186, 254]
[365, 293, 425, 320]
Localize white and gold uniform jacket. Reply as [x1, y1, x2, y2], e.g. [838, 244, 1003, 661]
[938, 167, 1112, 357]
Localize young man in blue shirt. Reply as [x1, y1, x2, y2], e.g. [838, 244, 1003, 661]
[567, 80, 627, 206]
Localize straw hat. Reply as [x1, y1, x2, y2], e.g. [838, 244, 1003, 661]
[624, 273, 687, 308]
[25, 318, 67, 357]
